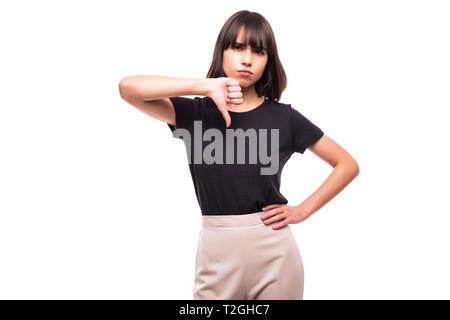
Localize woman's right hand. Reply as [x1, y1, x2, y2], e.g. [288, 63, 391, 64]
[206, 77, 243, 127]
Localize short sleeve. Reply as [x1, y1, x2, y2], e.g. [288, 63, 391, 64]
[289, 106, 324, 154]
[167, 96, 205, 138]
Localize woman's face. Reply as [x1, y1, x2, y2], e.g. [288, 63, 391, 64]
[222, 27, 268, 89]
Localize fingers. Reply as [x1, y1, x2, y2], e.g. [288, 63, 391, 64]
[226, 80, 242, 95]
[226, 78, 241, 86]
[226, 98, 243, 104]
[263, 213, 288, 229]
[272, 218, 289, 230]
[220, 109, 231, 127]
[265, 207, 283, 217]
[261, 207, 283, 222]
[262, 211, 283, 223]
[226, 92, 242, 104]
[227, 92, 242, 99]
[261, 210, 291, 230]
[227, 85, 242, 104]
[226, 92, 242, 99]
[227, 84, 241, 92]
[262, 204, 283, 211]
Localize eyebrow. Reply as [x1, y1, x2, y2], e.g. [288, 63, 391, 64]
[235, 41, 267, 50]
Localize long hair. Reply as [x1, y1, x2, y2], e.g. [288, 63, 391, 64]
[206, 10, 287, 102]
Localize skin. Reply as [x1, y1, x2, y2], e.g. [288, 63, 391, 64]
[218, 29, 361, 230]
[222, 26, 268, 112]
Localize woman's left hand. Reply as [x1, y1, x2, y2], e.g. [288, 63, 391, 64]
[260, 204, 310, 230]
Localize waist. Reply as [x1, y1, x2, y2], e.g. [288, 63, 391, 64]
[202, 211, 265, 228]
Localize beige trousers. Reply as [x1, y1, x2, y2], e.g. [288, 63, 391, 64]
[193, 211, 304, 300]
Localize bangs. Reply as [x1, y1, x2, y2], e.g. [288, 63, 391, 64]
[223, 19, 273, 55]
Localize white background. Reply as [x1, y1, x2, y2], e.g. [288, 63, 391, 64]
[1, 0, 449, 299]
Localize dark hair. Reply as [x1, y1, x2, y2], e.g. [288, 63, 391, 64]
[206, 10, 287, 102]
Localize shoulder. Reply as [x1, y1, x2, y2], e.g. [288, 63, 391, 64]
[268, 100, 321, 130]
[265, 99, 296, 116]
[266, 99, 291, 109]
[276, 101, 314, 120]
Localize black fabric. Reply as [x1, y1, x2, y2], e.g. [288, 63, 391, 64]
[167, 96, 324, 215]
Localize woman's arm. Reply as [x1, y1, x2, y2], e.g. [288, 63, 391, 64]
[300, 134, 360, 217]
[260, 134, 359, 229]
[118, 75, 211, 125]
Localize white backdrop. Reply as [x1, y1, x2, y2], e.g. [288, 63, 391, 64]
[1, 0, 449, 299]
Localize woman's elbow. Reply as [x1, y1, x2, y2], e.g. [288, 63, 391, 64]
[350, 160, 360, 179]
[353, 162, 360, 177]
[118, 77, 133, 100]
[340, 157, 360, 178]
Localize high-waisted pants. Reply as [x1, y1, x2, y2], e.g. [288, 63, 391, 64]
[193, 211, 304, 300]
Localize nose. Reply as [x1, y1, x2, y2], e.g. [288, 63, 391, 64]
[241, 47, 253, 64]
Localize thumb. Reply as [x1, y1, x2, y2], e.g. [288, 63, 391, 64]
[223, 109, 231, 127]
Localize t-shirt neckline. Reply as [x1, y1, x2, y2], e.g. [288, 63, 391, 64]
[227, 98, 268, 115]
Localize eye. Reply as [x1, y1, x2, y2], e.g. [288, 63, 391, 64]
[233, 44, 265, 55]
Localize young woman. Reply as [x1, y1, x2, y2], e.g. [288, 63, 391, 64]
[119, 10, 359, 300]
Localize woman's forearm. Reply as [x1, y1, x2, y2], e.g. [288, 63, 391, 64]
[118, 75, 211, 101]
[299, 160, 360, 217]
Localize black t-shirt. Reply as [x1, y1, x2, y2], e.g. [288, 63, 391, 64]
[167, 96, 324, 216]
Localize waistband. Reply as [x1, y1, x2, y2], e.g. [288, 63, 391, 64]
[202, 211, 265, 228]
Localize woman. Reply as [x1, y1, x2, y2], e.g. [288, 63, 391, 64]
[119, 10, 359, 300]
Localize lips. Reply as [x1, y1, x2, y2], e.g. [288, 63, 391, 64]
[238, 70, 252, 77]
[238, 69, 253, 74]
